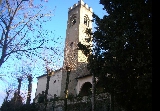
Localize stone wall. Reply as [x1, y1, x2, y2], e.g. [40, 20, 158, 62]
[36, 93, 111, 111]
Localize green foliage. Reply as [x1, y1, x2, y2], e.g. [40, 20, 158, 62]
[17, 103, 39, 111]
[79, 0, 152, 111]
[67, 102, 91, 111]
[75, 95, 83, 102]
[0, 100, 15, 111]
[0, 100, 38, 111]
[64, 95, 110, 111]
[38, 94, 45, 103]
[67, 93, 74, 102]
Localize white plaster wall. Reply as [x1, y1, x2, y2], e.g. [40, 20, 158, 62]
[35, 76, 47, 96]
[76, 75, 92, 94]
[48, 70, 62, 97]
[35, 69, 62, 98]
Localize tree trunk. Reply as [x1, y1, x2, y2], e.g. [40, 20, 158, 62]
[44, 69, 51, 111]
[92, 73, 95, 111]
[64, 66, 71, 111]
[17, 78, 22, 95]
[111, 90, 115, 111]
[26, 75, 32, 104]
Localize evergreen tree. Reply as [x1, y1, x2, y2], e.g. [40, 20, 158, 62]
[79, 0, 152, 111]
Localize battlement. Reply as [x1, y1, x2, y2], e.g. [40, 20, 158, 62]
[68, 0, 93, 12]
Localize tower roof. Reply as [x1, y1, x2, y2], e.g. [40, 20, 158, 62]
[68, 0, 93, 12]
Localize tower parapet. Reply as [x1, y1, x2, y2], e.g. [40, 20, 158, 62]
[68, 0, 93, 12]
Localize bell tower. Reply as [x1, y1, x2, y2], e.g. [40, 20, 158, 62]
[61, 0, 93, 97]
[63, 0, 93, 70]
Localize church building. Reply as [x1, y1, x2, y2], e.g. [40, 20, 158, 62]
[34, 0, 94, 102]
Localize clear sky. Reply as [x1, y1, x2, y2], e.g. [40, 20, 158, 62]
[0, 0, 106, 106]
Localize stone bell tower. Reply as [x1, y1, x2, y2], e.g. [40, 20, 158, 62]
[63, 0, 93, 69]
[60, 0, 93, 97]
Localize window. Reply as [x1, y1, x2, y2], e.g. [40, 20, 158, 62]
[84, 17, 87, 25]
[84, 15, 89, 27]
[70, 14, 77, 27]
[70, 42, 73, 47]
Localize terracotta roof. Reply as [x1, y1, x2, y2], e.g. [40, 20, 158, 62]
[75, 74, 92, 79]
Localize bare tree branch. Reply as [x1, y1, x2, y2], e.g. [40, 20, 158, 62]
[0, 0, 57, 67]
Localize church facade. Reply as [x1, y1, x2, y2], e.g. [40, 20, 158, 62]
[34, 0, 94, 102]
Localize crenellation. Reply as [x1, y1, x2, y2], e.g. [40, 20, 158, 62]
[84, 3, 88, 9]
[78, 0, 84, 5]
[68, 7, 72, 11]
[89, 7, 93, 12]
[69, 0, 92, 12]
[73, 3, 78, 8]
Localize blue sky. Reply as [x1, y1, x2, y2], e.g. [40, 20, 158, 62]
[0, 0, 106, 106]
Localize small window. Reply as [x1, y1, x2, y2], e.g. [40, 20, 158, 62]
[70, 14, 77, 27]
[84, 15, 89, 27]
[84, 18, 87, 25]
[72, 18, 76, 25]
[70, 42, 73, 47]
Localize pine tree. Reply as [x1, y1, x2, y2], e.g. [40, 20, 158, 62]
[79, 0, 152, 111]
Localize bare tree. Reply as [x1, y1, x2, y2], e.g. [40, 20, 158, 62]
[17, 77, 22, 96]
[0, 0, 55, 67]
[26, 74, 32, 104]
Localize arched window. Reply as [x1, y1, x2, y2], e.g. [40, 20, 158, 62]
[84, 15, 90, 27]
[79, 82, 92, 96]
[70, 14, 77, 27]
